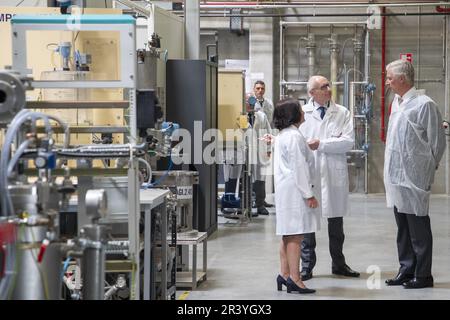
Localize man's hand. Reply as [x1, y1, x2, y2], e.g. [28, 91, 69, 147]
[306, 197, 319, 209]
[307, 139, 320, 150]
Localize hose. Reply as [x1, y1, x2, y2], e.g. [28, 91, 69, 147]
[0, 110, 69, 216]
[137, 158, 152, 184]
[7, 139, 32, 178]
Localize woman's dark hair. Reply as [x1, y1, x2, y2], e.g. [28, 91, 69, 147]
[273, 99, 302, 130]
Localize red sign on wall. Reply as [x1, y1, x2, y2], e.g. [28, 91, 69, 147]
[400, 53, 413, 63]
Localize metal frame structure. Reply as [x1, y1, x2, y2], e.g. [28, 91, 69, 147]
[10, 14, 142, 299]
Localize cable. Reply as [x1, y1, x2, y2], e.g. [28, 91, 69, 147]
[15, 0, 25, 6]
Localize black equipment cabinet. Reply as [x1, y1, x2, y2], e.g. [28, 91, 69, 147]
[166, 60, 218, 235]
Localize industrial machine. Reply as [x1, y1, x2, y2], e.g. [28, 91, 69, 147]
[0, 13, 183, 301]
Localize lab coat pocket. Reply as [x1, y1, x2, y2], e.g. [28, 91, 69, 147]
[330, 160, 348, 187]
[386, 149, 403, 186]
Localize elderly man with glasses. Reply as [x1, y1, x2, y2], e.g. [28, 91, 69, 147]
[298, 75, 360, 281]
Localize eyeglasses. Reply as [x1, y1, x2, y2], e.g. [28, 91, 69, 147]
[314, 83, 331, 91]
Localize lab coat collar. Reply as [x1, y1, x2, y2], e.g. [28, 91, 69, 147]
[398, 87, 417, 105]
[305, 98, 336, 120]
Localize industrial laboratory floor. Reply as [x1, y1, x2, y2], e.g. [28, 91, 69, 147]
[176, 194, 450, 300]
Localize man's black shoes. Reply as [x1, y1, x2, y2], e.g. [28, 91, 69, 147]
[332, 265, 360, 278]
[402, 276, 433, 289]
[385, 272, 414, 286]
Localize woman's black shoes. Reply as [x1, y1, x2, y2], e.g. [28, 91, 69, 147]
[286, 277, 316, 294]
[277, 275, 287, 291]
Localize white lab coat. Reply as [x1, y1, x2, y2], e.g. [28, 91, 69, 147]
[274, 126, 320, 235]
[248, 110, 272, 181]
[384, 87, 446, 216]
[255, 98, 274, 125]
[223, 110, 271, 183]
[300, 99, 354, 218]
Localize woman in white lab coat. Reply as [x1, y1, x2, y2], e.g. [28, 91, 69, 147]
[274, 99, 319, 294]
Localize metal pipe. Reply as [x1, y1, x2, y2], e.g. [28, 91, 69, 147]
[344, 64, 349, 109]
[279, 22, 284, 99]
[80, 224, 107, 300]
[417, 7, 421, 88]
[436, 5, 450, 12]
[281, 81, 346, 85]
[443, 17, 447, 82]
[365, 120, 369, 193]
[199, 12, 450, 18]
[381, 7, 387, 143]
[282, 21, 366, 26]
[200, 2, 450, 9]
[445, 15, 450, 195]
[354, 27, 364, 83]
[306, 33, 316, 78]
[329, 33, 339, 102]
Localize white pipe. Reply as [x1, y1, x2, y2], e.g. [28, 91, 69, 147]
[281, 21, 367, 26]
[7, 139, 32, 178]
[306, 33, 316, 78]
[279, 22, 284, 99]
[330, 33, 339, 102]
[364, 29, 370, 83]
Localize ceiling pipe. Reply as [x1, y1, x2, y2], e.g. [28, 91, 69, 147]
[198, 12, 450, 18]
[436, 5, 450, 12]
[199, 2, 450, 10]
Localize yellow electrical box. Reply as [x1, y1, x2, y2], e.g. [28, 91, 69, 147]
[218, 69, 246, 141]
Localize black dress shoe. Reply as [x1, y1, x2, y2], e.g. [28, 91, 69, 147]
[257, 206, 269, 215]
[385, 272, 414, 286]
[332, 265, 360, 277]
[403, 277, 434, 289]
[264, 201, 274, 208]
[286, 277, 315, 294]
[301, 270, 313, 281]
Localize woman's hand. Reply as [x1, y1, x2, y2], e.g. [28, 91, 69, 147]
[306, 197, 319, 209]
[259, 133, 275, 145]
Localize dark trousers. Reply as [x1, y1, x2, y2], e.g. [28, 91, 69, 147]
[393, 206, 433, 278]
[225, 178, 238, 194]
[252, 180, 266, 208]
[301, 217, 346, 272]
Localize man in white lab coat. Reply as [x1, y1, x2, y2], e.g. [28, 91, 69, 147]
[252, 80, 274, 215]
[299, 75, 360, 281]
[222, 87, 272, 217]
[384, 59, 446, 289]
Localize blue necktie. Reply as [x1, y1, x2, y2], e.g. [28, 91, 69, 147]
[318, 106, 326, 120]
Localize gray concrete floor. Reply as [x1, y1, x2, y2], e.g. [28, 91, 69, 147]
[177, 194, 450, 300]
